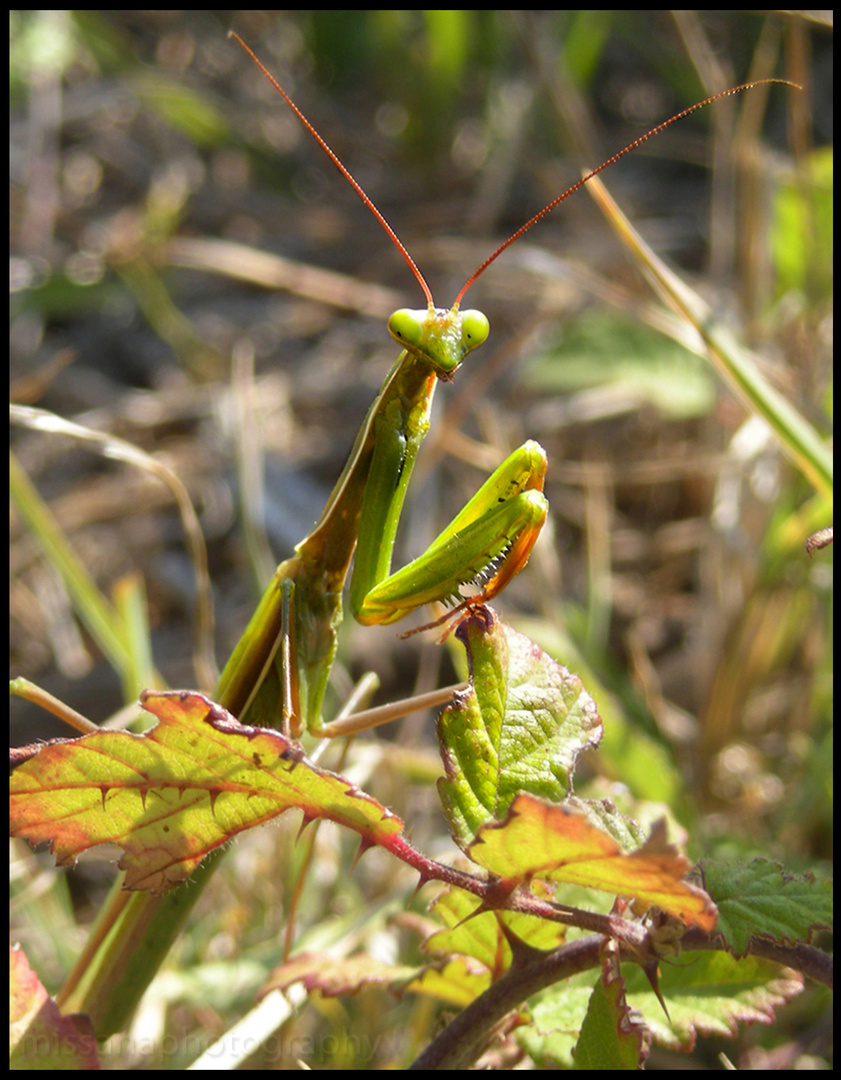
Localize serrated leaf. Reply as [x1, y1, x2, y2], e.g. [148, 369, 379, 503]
[519, 953, 648, 1070]
[405, 957, 492, 1008]
[519, 948, 804, 1064]
[10, 944, 101, 1070]
[10, 690, 403, 892]
[572, 958, 649, 1070]
[622, 949, 805, 1050]
[262, 952, 418, 1000]
[424, 882, 566, 978]
[470, 794, 716, 930]
[437, 610, 602, 846]
[700, 858, 833, 957]
[515, 980, 595, 1067]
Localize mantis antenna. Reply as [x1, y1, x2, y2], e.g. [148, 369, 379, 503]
[230, 31, 797, 315]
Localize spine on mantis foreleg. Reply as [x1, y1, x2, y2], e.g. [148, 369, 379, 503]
[356, 440, 548, 628]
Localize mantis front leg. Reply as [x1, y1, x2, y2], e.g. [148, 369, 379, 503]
[216, 399, 548, 738]
[352, 440, 548, 627]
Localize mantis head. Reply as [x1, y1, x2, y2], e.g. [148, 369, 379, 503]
[387, 305, 489, 378]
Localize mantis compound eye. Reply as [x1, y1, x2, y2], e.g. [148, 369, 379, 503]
[387, 308, 425, 349]
[459, 310, 490, 351]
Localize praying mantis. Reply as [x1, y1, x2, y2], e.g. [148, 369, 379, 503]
[220, 33, 791, 740]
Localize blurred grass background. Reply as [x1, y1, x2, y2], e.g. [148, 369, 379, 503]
[10, 10, 832, 1068]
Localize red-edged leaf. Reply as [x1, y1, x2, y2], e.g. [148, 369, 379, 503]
[10, 944, 100, 1069]
[262, 951, 418, 1000]
[10, 690, 403, 892]
[469, 794, 716, 931]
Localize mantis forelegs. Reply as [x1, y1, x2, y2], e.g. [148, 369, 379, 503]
[225, 440, 548, 736]
[352, 440, 548, 627]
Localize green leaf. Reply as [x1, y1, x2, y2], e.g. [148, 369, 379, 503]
[700, 858, 833, 957]
[131, 73, 231, 148]
[771, 146, 833, 299]
[622, 950, 805, 1050]
[518, 957, 649, 1069]
[519, 947, 804, 1065]
[437, 609, 602, 847]
[524, 310, 717, 419]
[572, 964, 649, 1069]
[423, 881, 567, 977]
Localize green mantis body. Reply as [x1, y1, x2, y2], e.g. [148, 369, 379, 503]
[220, 35, 788, 738]
[216, 36, 557, 736]
[217, 295, 548, 735]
